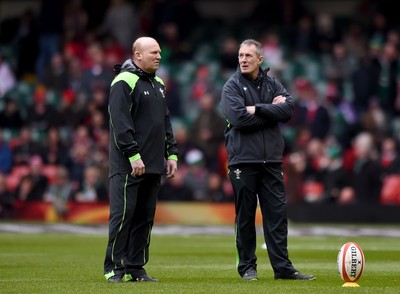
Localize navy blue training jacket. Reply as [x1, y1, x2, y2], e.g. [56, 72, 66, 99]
[220, 67, 294, 167]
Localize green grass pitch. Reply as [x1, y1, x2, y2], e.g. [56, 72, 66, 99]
[1, 225, 399, 294]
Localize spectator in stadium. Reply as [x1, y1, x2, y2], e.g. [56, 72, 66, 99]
[0, 173, 14, 218]
[207, 171, 232, 202]
[84, 85, 108, 121]
[298, 138, 327, 203]
[0, 129, 13, 174]
[68, 124, 94, 188]
[12, 126, 42, 165]
[15, 155, 48, 201]
[79, 42, 113, 106]
[65, 54, 85, 94]
[104, 37, 178, 283]
[322, 41, 356, 100]
[156, 66, 183, 119]
[370, 40, 400, 118]
[63, 0, 88, 45]
[73, 165, 108, 202]
[35, 0, 64, 79]
[289, 77, 331, 141]
[260, 30, 286, 79]
[0, 97, 23, 129]
[315, 13, 340, 55]
[190, 92, 226, 172]
[0, 52, 16, 98]
[182, 148, 209, 201]
[158, 169, 193, 202]
[88, 128, 110, 185]
[187, 65, 219, 120]
[367, 11, 389, 49]
[359, 99, 388, 138]
[220, 39, 315, 281]
[380, 136, 400, 176]
[218, 36, 239, 79]
[351, 54, 376, 117]
[321, 144, 353, 203]
[57, 88, 84, 132]
[43, 165, 74, 219]
[289, 14, 318, 55]
[25, 84, 61, 131]
[342, 21, 368, 60]
[11, 8, 39, 79]
[172, 121, 195, 165]
[350, 131, 382, 205]
[38, 126, 70, 166]
[325, 79, 360, 150]
[99, 0, 138, 54]
[157, 22, 191, 64]
[86, 109, 107, 143]
[40, 51, 70, 92]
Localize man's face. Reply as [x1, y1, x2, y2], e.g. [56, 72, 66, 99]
[238, 44, 263, 79]
[136, 40, 161, 73]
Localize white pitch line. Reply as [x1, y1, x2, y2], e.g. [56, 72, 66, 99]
[0, 223, 400, 237]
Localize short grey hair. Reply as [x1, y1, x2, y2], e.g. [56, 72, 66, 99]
[240, 39, 263, 56]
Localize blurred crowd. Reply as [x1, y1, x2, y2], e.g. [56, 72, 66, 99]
[1, 0, 400, 219]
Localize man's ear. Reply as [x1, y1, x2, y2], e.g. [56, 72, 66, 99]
[258, 55, 264, 66]
[134, 51, 141, 60]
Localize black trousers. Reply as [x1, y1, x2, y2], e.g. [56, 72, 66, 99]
[104, 173, 161, 278]
[228, 163, 295, 277]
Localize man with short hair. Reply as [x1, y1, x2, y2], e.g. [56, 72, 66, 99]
[104, 37, 179, 283]
[220, 39, 315, 281]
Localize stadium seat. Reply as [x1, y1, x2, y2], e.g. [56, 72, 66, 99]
[302, 180, 325, 203]
[5, 173, 21, 191]
[42, 164, 59, 184]
[380, 174, 400, 205]
[11, 165, 30, 178]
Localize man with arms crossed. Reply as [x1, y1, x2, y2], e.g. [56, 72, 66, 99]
[220, 39, 315, 281]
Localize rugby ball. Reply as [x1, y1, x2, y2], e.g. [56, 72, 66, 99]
[337, 242, 365, 282]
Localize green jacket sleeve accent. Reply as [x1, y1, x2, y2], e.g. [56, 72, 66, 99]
[167, 154, 178, 161]
[129, 154, 141, 162]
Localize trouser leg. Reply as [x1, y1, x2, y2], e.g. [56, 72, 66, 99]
[104, 173, 132, 277]
[228, 165, 258, 277]
[104, 174, 160, 278]
[124, 174, 160, 276]
[257, 164, 295, 276]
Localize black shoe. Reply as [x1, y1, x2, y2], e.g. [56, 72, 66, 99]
[243, 268, 259, 281]
[275, 271, 315, 280]
[107, 275, 123, 283]
[126, 274, 159, 282]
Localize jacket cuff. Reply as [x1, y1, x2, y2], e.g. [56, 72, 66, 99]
[129, 154, 141, 162]
[167, 155, 178, 161]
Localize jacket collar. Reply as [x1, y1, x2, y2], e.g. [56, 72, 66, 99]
[114, 59, 156, 79]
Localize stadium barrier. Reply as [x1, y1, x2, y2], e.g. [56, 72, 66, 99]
[12, 201, 244, 225]
[9, 200, 400, 224]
